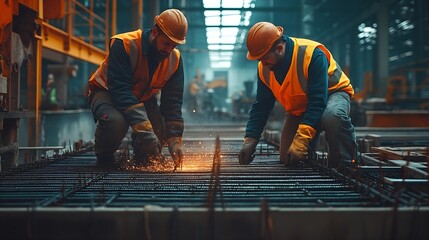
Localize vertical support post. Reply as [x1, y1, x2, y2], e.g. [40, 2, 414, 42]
[65, 0, 72, 51]
[132, 0, 143, 30]
[104, 0, 109, 51]
[112, 0, 117, 36]
[375, 0, 389, 97]
[1, 118, 20, 170]
[89, 0, 93, 46]
[26, 0, 44, 160]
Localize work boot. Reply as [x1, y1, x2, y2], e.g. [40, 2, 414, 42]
[95, 154, 117, 170]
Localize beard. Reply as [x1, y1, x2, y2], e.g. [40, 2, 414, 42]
[267, 54, 284, 71]
[267, 64, 277, 71]
[149, 38, 169, 62]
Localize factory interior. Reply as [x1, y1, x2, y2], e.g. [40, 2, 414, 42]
[1, 0, 429, 239]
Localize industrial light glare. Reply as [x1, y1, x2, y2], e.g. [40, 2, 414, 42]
[222, 14, 241, 26]
[204, 10, 220, 17]
[208, 44, 234, 50]
[205, 16, 220, 26]
[222, 1, 243, 8]
[211, 61, 231, 68]
[210, 51, 233, 58]
[221, 27, 239, 36]
[203, 0, 220, 8]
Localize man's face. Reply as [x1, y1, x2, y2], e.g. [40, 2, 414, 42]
[258, 45, 283, 71]
[150, 30, 178, 61]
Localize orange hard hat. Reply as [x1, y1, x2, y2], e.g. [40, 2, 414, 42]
[154, 9, 188, 44]
[246, 22, 284, 60]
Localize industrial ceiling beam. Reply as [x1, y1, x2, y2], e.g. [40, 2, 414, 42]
[180, 48, 247, 53]
[176, 7, 300, 12]
[188, 25, 251, 28]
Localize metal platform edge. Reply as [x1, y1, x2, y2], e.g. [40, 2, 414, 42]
[1, 206, 429, 240]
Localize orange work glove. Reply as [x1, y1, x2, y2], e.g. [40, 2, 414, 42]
[238, 137, 258, 165]
[285, 124, 316, 166]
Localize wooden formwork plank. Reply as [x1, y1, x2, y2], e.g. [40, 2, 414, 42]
[372, 147, 428, 162]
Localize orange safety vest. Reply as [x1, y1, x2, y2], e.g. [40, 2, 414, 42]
[258, 37, 354, 116]
[88, 29, 181, 102]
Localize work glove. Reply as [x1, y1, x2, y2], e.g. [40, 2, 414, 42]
[284, 124, 316, 166]
[167, 137, 183, 170]
[238, 137, 258, 165]
[123, 103, 164, 161]
[132, 131, 162, 157]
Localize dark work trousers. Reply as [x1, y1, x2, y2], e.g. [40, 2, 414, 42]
[279, 91, 357, 167]
[89, 90, 166, 160]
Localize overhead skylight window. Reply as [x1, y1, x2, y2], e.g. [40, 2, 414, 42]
[221, 11, 241, 26]
[208, 45, 235, 51]
[203, 0, 255, 68]
[205, 11, 221, 26]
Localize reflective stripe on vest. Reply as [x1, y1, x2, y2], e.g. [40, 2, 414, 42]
[258, 37, 354, 116]
[88, 29, 181, 102]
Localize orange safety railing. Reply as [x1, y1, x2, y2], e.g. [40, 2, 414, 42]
[68, 0, 110, 51]
[39, 0, 116, 64]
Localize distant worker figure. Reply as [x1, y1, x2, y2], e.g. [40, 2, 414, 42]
[41, 73, 60, 110]
[88, 9, 188, 169]
[187, 75, 202, 114]
[238, 22, 358, 168]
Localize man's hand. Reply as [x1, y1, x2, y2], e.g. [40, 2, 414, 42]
[238, 137, 258, 165]
[123, 103, 165, 160]
[284, 124, 316, 166]
[168, 137, 183, 170]
[133, 130, 163, 159]
[285, 137, 308, 165]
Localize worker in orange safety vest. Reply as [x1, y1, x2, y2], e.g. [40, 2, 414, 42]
[238, 22, 358, 168]
[88, 9, 187, 169]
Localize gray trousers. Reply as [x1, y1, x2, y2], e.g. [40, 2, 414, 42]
[89, 90, 165, 158]
[279, 91, 357, 167]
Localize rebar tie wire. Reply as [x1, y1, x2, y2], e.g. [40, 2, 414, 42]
[206, 136, 225, 240]
[259, 198, 273, 240]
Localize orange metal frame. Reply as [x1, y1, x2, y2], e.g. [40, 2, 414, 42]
[37, 20, 107, 65]
[1, 0, 115, 148]
[36, 0, 113, 65]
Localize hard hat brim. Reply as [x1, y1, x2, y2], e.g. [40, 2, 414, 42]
[246, 26, 284, 60]
[155, 15, 187, 45]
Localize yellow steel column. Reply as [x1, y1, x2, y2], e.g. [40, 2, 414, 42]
[32, 38, 42, 148]
[139, 0, 143, 28]
[36, 0, 43, 118]
[112, 0, 117, 36]
[132, 0, 143, 29]
[104, 0, 109, 51]
[89, 0, 93, 46]
[66, 0, 72, 51]
[26, 0, 44, 149]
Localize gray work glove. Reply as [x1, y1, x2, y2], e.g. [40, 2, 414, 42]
[132, 131, 162, 157]
[167, 137, 183, 169]
[124, 103, 164, 160]
[238, 137, 258, 165]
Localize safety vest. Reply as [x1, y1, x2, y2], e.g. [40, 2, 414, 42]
[258, 37, 354, 116]
[88, 29, 181, 102]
